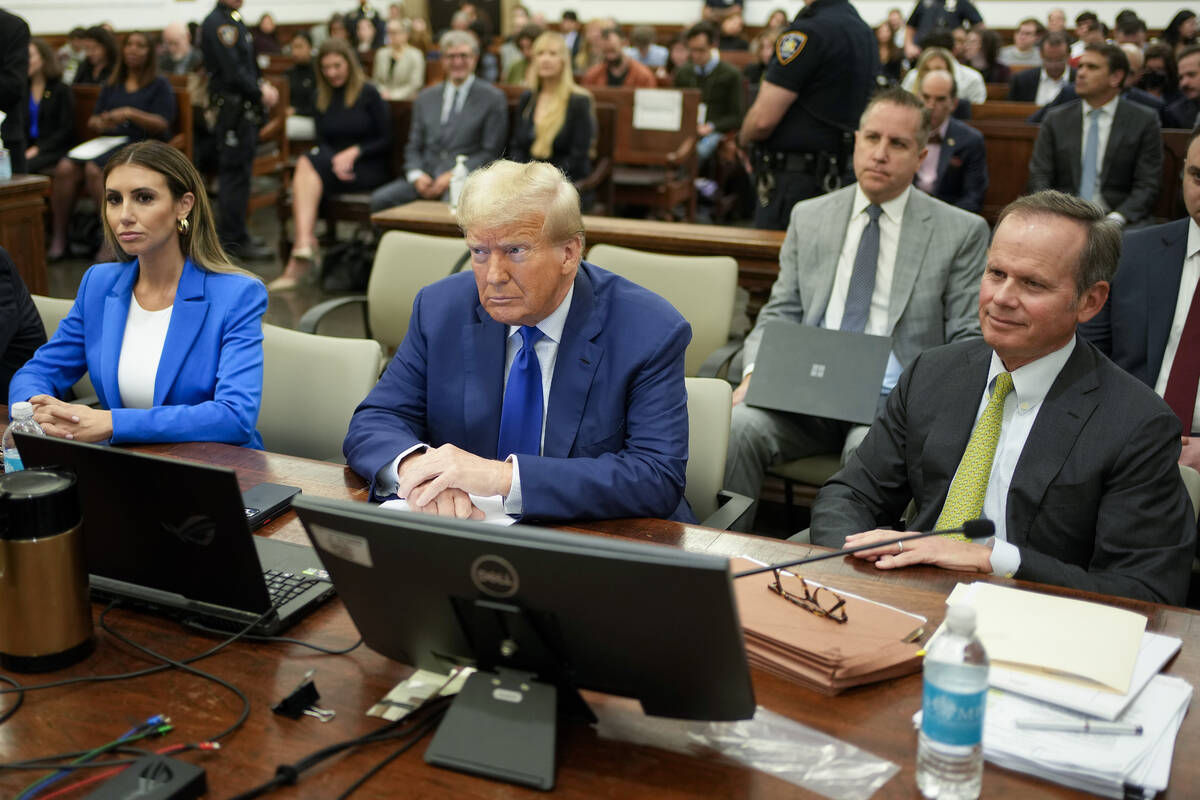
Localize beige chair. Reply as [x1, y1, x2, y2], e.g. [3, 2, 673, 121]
[586, 244, 738, 377]
[298, 230, 470, 352]
[685, 377, 753, 529]
[1181, 464, 1200, 525]
[260, 324, 384, 461]
[30, 294, 98, 404]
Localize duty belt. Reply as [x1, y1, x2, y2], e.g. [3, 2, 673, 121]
[757, 151, 822, 173]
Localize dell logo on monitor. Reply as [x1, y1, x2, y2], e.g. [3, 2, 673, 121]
[471, 555, 520, 598]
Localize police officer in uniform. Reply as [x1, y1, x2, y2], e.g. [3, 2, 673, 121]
[201, 0, 277, 258]
[738, 0, 878, 230]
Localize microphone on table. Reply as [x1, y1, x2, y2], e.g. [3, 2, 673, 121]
[732, 519, 996, 579]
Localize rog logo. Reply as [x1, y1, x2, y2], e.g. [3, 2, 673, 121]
[471, 555, 519, 598]
[162, 515, 217, 546]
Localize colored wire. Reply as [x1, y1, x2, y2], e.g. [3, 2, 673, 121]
[0, 673, 23, 725]
[36, 743, 219, 800]
[16, 721, 173, 800]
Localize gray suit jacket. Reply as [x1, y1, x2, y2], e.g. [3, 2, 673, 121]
[743, 185, 989, 374]
[811, 336, 1195, 605]
[1027, 97, 1163, 225]
[404, 79, 508, 178]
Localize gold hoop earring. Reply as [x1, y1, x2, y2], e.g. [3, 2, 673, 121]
[177, 217, 190, 235]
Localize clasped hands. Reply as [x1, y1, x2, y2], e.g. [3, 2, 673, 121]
[842, 529, 993, 574]
[28, 395, 113, 442]
[396, 444, 513, 520]
[413, 170, 452, 200]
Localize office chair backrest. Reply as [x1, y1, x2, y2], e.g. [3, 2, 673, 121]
[684, 377, 733, 521]
[369, 230, 471, 351]
[30, 294, 98, 403]
[586, 244, 737, 376]
[260, 324, 384, 461]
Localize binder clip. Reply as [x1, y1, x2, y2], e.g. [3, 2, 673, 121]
[272, 669, 336, 722]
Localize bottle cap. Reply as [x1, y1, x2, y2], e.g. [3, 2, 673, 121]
[944, 604, 976, 634]
[10, 401, 33, 419]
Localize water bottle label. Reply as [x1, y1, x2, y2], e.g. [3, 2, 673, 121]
[4, 450, 22, 473]
[921, 682, 986, 746]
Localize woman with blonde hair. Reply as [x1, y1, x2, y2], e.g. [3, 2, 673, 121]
[273, 37, 391, 290]
[508, 32, 594, 184]
[10, 140, 268, 447]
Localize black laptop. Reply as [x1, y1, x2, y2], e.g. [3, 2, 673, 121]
[14, 433, 334, 636]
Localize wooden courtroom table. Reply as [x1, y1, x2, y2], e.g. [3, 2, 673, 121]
[0, 175, 50, 295]
[371, 201, 787, 317]
[2, 441, 1198, 799]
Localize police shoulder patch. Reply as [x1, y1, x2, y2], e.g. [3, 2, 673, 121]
[776, 32, 808, 65]
[217, 24, 238, 47]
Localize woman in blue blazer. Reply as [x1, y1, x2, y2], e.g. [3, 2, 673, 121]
[10, 141, 267, 447]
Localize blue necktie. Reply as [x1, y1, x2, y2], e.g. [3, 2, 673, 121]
[841, 204, 882, 332]
[1079, 108, 1101, 202]
[497, 326, 544, 460]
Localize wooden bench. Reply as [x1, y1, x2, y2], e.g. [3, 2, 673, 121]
[970, 100, 1038, 122]
[985, 82, 1009, 102]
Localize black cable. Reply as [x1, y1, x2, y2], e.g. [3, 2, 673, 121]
[0, 674, 23, 725]
[332, 712, 445, 800]
[178, 618, 363, 655]
[0, 747, 154, 771]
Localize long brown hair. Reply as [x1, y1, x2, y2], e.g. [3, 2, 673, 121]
[100, 140, 256, 278]
[108, 31, 159, 89]
[30, 38, 63, 83]
[315, 37, 366, 112]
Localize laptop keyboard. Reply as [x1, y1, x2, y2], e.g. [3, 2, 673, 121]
[264, 569, 319, 606]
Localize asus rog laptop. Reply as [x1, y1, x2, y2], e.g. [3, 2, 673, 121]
[15, 433, 334, 635]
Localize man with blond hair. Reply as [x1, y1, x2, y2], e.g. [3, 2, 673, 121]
[346, 160, 694, 522]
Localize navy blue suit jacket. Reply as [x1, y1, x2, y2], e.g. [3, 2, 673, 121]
[1079, 217, 1190, 395]
[344, 261, 695, 522]
[922, 117, 987, 214]
[9, 259, 267, 447]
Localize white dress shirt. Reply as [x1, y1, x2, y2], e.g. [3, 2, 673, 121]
[1153, 218, 1200, 432]
[117, 296, 172, 410]
[1035, 68, 1070, 106]
[962, 338, 1077, 576]
[915, 119, 948, 193]
[1079, 95, 1120, 212]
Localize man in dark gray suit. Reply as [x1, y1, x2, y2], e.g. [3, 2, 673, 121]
[1027, 43, 1162, 227]
[369, 30, 507, 212]
[812, 191, 1195, 605]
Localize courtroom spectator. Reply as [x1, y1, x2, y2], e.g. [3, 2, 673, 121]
[1046, 8, 1069, 35]
[373, 17, 424, 98]
[509, 32, 593, 187]
[575, 17, 614, 72]
[998, 18, 1043, 68]
[766, 8, 789, 30]
[499, 4, 531, 75]
[408, 15, 432, 52]
[963, 28, 1009, 84]
[503, 24, 543, 85]
[914, 69, 987, 213]
[459, 2, 493, 41]
[468, 20, 500, 83]
[745, 28, 780, 88]
[1166, 46, 1200, 129]
[560, 10, 583, 62]
[811, 190, 1195, 606]
[1027, 44, 1162, 228]
[347, 0, 386, 49]
[1114, 17, 1148, 49]
[903, 0, 983, 61]
[253, 13, 282, 56]
[25, 38, 75, 175]
[888, 8, 906, 48]
[0, 246, 46, 401]
[48, 31, 178, 262]
[1165, 11, 1198, 58]
[285, 32, 318, 140]
[902, 44, 986, 104]
[326, 14, 350, 45]
[627, 26, 668, 69]
[724, 88, 989, 511]
[1080, 128, 1200, 471]
[368, 30, 506, 212]
[581, 27, 657, 89]
[703, 0, 744, 23]
[951, 27, 968, 64]
[345, 159, 694, 522]
[1139, 43, 1181, 106]
[675, 23, 742, 165]
[355, 17, 378, 55]
[718, 12, 750, 51]
[73, 26, 117, 86]
[11, 141, 267, 448]
[57, 27, 88, 85]
[1070, 13, 1104, 62]
[1009, 31, 1072, 105]
[272, 38, 392, 291]
[876, 22, 906, 86]
[666, 33, 691, 80]
[158, 21, 203, 75]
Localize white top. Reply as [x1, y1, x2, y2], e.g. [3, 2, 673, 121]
[998, 46, 1042, 68]
[1153, 218, 1200, 432]
[1079, 95, 1120, 210]
[1035, 68, 1071, 106]
[117, 295, 173, 410]
[964, 338, 1076, 576]
[901, 61, 987, 104]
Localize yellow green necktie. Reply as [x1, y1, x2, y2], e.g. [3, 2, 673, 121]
[935, 372, 1015, 540]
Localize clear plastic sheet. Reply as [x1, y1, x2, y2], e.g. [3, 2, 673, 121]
[593, 701, 899, 800]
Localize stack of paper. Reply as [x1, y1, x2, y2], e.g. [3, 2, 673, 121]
[730, 557, 926, 694]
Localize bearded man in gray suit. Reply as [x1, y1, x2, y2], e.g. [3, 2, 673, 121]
[725, 87, 990, 507]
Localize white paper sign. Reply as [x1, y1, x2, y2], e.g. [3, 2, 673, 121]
[633, 89, 683, 132]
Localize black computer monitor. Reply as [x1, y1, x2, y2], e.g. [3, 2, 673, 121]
[292, 495, 756, 790]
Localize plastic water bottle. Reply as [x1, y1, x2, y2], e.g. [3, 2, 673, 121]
[917, 604, 989, 799]
[3, 402, 46, 473]
[0, 110, 10, 180]
[448, 154, 469, 211]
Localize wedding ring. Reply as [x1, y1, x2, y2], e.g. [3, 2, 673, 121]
[896, 541, 904, 554]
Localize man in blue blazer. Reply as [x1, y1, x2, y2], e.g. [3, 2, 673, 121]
[345, 160, 694, 522]
[1079, 128, 1200, 470]
[915, 70, 987, 214]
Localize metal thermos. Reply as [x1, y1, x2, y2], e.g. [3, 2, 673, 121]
[0, 469, 93, 672]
